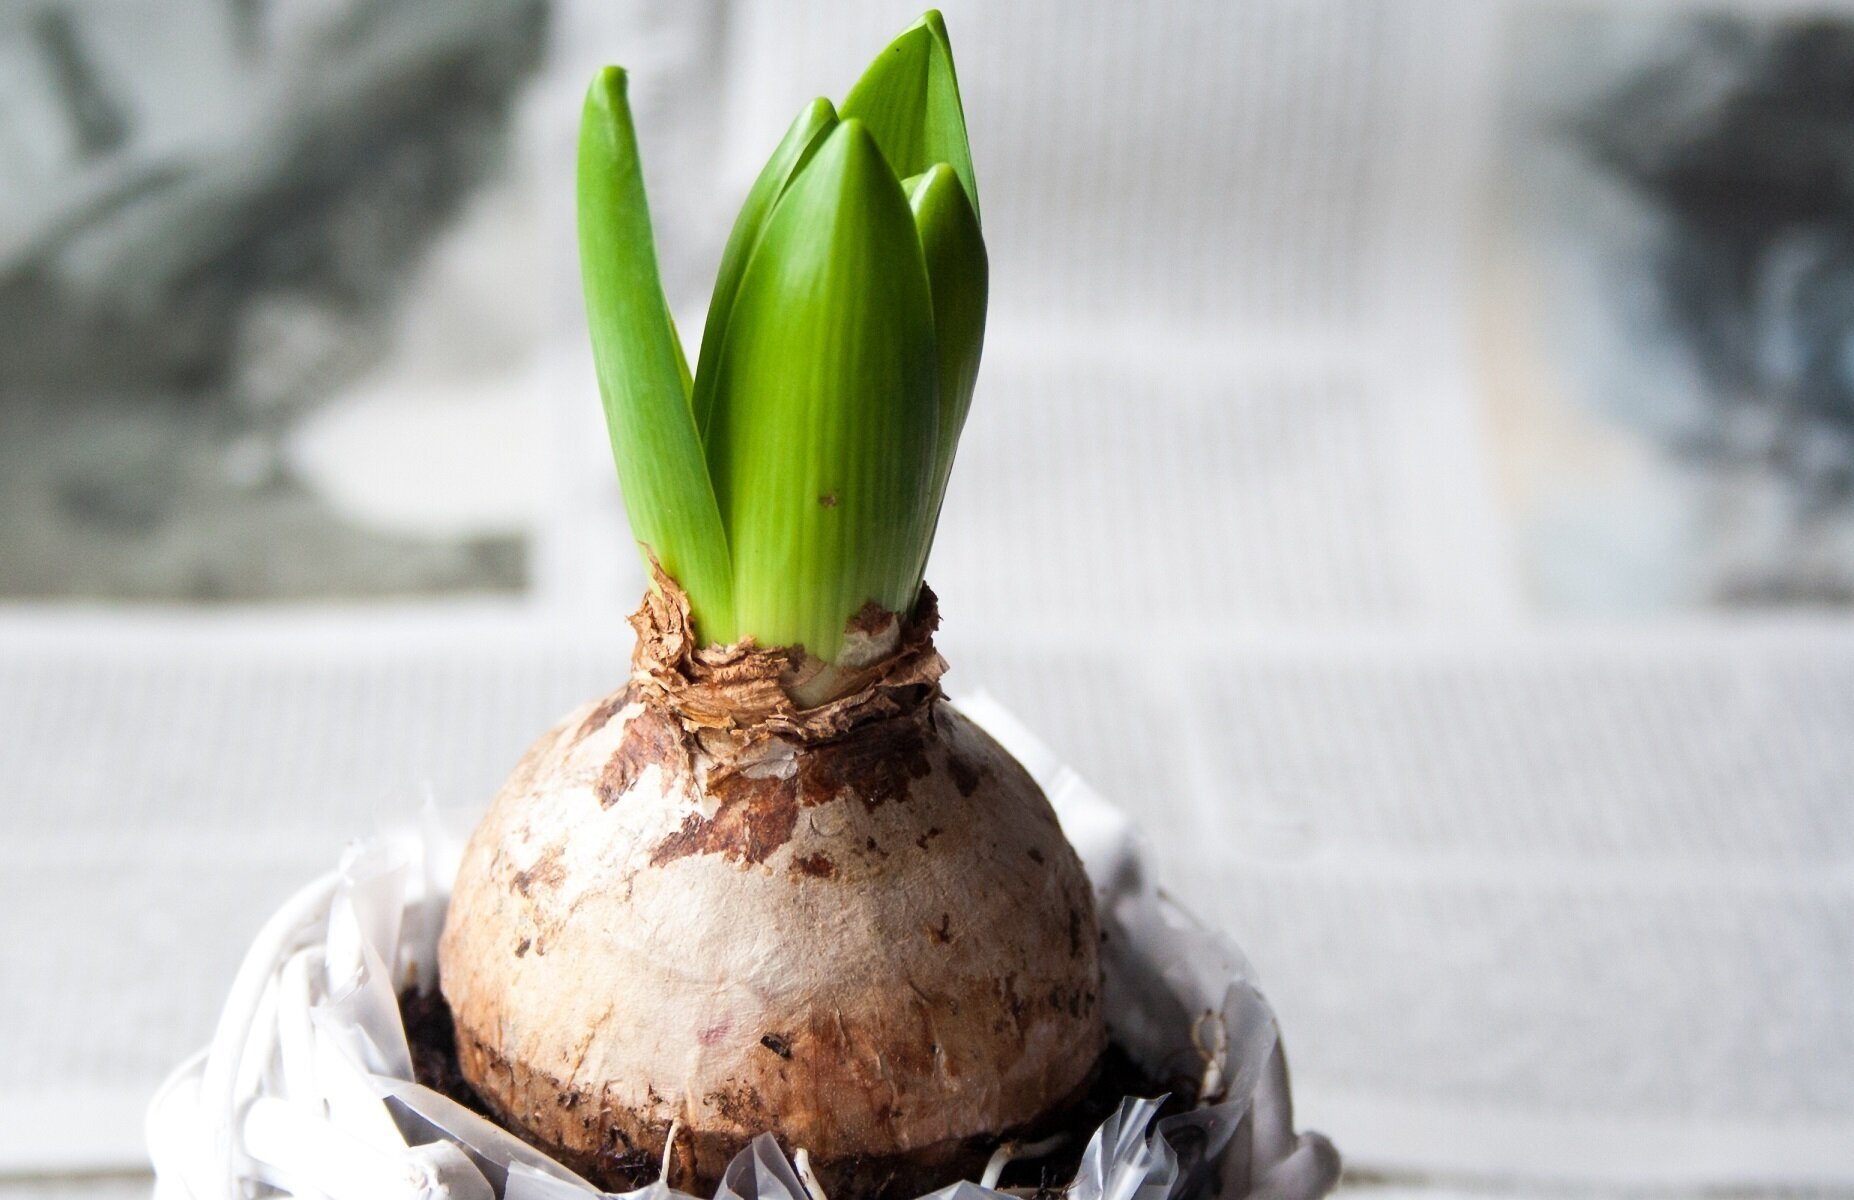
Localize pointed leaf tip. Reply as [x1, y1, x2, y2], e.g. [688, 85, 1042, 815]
[705, 113, 939, 661]
[693, 97, 839, 440]
[829, 116, 899, 181]
[577, 64, 734, 638]
[906, 162, 987, 579]
[585, 65, 630, 127]
[841, 11, 978, 217]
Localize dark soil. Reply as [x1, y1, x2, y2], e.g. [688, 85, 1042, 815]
[400, 985, 496, 1119]
[398, 987, 1199, 1197]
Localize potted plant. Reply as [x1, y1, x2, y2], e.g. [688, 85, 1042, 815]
[440, 15, 1098, 1193]
[148, 16, 1338, 1200]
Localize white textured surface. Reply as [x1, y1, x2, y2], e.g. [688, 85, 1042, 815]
[3, 619, 1852, 1186]
[0, 1176, 154, 1200]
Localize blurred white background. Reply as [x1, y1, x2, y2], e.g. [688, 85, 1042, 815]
[2, 1, 1851, 1197]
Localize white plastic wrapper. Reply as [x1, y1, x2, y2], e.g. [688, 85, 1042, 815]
[147, 694, 1339, 1200]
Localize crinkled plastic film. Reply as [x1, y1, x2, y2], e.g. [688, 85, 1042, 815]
[147, 695, 1338, 1200]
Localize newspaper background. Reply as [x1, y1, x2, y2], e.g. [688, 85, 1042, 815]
[1, 0, 1850, 1195]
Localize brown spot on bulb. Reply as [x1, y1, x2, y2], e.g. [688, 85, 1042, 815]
[576, 685, 635, 741]
[791, 852, 837, 879]
[945, 750, 982, 797]
[598, 704, 690, 807]
[512, 852, 565, 898]
[797, 718, 932, 810]
[648, 772, 800, 868]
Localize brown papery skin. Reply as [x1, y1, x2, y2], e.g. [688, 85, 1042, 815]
[438, 584, 1106, 1198]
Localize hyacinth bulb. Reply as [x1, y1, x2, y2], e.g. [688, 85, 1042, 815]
[440, 15, 1104, 1199]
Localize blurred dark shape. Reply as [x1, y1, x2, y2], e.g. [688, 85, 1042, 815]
[0, 0, 546, 601]
[1, 0, 545, 393]
[34, 8, 130, 159]
[1575, 19, 1854, 528]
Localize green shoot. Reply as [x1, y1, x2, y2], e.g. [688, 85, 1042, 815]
[578, 13, 986, 664]
[705, 119, 939, 660]
[578, 68, 734, 638]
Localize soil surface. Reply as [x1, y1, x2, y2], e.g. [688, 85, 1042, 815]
[398, 987, 1200, 1197]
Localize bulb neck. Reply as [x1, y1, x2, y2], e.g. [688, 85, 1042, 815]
[627, 568, 945, 759]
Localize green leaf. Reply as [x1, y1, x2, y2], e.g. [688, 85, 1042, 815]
[579, 66, 734, 639]
[841, 10, 979, 218]
[905, 163, 987, 578]
[705, 119, 939, 662]
[691, 98, 838, 441]
[668, 305, 693, 400]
